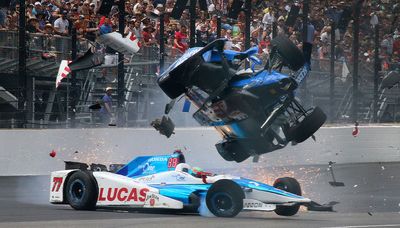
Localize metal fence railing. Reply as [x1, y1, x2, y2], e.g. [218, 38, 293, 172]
[0, 30, 91, 61]
[1, 31, 400, 128]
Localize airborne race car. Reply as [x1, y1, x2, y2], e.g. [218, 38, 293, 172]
[50, 153, 332, 217]
[155, 36, 327, 162]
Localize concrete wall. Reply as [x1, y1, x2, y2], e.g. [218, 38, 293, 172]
[1, 126, 399, 176]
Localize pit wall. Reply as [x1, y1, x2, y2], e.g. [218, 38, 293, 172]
[0, 126, 399, 176]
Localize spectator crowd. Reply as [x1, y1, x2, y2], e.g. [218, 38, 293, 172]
[0, 0, 399, 69]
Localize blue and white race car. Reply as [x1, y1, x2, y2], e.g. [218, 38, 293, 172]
[154, 36, 327, 163]
[50, 152, 332, 217]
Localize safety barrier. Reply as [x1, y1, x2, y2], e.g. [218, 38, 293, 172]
[0, 126, 400, 176]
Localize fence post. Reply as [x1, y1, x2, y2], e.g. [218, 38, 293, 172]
[244, 0, 251, 69]
[70, 27, 77, 127]
[373, 25, 379, 123]
[244, 0, 251, 50]
[272, 21, 277, 38]
[189, 0, 196, 47]
[117, 0, 125, 127]
[18, 0, 27, 127]
[32, 77, 35, 128]
[301, 0, 310, 105]
[330, 22, 336, 122]
[159, 12, 165, 73]
[217, 16, 221, 38]
[352, 0, 364, 122]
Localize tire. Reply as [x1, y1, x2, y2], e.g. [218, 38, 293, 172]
[289, 106, 327, 143]
[215, 139, 250, 163]
[206, 179, 244, 217]
[271, 35, 305, 71]
[273, 177, 301, 216]
[158, 76, 186, 99]
[65, 171, 98, 210]
[158, 55, 206, 98]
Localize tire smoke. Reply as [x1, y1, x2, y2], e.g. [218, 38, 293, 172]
[198, 192, 215, 217]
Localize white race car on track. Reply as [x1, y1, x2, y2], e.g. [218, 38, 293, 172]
[50, 152, 333, 217]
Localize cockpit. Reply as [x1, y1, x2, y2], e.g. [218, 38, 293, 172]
[175, 163, 214, 178]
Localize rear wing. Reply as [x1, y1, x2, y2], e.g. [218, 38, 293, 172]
[117, 152, 185, 178]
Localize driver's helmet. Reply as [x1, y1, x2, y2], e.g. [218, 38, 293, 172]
[189, 167, 203, 178]
[173, 149, 186, 163]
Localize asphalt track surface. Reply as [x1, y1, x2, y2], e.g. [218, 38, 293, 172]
[1, 162, 400, 228]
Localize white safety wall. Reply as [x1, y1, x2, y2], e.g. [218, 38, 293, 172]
[0, 126, 399, 176]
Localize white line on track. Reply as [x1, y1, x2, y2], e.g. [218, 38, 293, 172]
[321, 224, 400, 228]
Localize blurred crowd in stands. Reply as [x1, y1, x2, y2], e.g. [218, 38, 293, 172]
[0, 0, 399, 70]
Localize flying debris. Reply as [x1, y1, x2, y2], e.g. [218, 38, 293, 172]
[55, 48, 104, 88]
[97, 32, 141, 56]
[151, 115, 175, 138]
[55, 60, 71, 88]
[68, 48, 105, 72]
[352, 122, 359, 137]
[49, 150, 57, 158]
[328, 161, 345, 187]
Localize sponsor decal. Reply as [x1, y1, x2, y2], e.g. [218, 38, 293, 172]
[146, 193, 160, 207]
[148, 157, 168, 162]
[51, 177, 63, 192]
[172, 173, 186, 181]
[146, 193, 160, 201]
[98, 187, 149, 202]
[137, 175, 155, 182]
[244, 202, 263, 208]
[142, 163, 155, 172]
[295, 65, 309, 84]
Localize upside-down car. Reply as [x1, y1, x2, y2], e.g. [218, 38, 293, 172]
[154, 36, 327, 163]
[50, 152, 332, 217]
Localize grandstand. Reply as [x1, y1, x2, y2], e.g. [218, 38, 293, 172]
[0, 0, 399, 128]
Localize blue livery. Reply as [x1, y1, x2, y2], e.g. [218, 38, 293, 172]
[157, 37, 327, 163]
[117, 153, 183, 178]
[112, 153, 319, 217]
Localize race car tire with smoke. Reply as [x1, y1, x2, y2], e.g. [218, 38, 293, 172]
[206, 179, 245, 217]
[273, 177, 302, 216]
[65, 171, 98, 210]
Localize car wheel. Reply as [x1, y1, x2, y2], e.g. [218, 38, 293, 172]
[65, 171, 98, 210]
[289, 106, 327, 143]
[271, 35, 305, 71]
[157, 76, 187, 99]
[273, 177, 301, 216]
[206, 180, 244, 217]
[215, 139, 250, 163]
